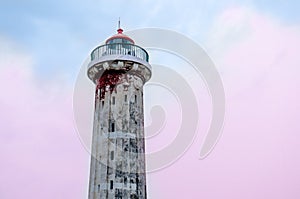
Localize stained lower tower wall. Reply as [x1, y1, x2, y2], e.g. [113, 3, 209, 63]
[88, 66, 148, 199]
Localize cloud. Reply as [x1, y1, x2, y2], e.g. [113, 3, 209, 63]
[154, 6, 300, 199]
[2, 3, 300, 198]
[205, 6, 300, 98]
[0, 36, 88, 199]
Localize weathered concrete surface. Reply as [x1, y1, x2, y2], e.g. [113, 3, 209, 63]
[88, 60, 150, 199]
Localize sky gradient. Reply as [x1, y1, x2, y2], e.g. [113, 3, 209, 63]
[1, 1, 300, 198]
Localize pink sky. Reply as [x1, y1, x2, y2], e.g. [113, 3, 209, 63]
[1, 6, 300, 199]
[150, 7, 300, 199]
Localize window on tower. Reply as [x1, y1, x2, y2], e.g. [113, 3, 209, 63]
[111, 151, 114, 160]
[112, 96, 115, 105]
[110, 180, 113, 190]
[111, 122, 115, 132]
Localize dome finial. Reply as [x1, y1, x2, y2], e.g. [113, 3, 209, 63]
[117, 17, 123, 34]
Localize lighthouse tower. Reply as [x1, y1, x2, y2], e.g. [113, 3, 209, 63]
[87, 25, 151, 199]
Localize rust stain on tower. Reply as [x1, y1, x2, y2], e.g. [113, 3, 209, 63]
[87, 25, 151, 199]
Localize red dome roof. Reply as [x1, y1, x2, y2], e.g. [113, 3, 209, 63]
[105, 28, 135, 44]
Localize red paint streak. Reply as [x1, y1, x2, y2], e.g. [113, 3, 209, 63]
[96, 71, 124, 100]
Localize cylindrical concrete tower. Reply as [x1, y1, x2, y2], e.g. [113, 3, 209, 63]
[87, 26, 151, 199]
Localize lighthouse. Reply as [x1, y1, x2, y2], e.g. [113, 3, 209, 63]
[87, 24, 151, 199]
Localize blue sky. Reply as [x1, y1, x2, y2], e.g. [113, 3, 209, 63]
[1, 0, 299, 83]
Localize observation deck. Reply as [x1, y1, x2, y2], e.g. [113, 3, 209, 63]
[90, 43, 149, 62]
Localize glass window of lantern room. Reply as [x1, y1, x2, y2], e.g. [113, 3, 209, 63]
[110, 39, 122, 43]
